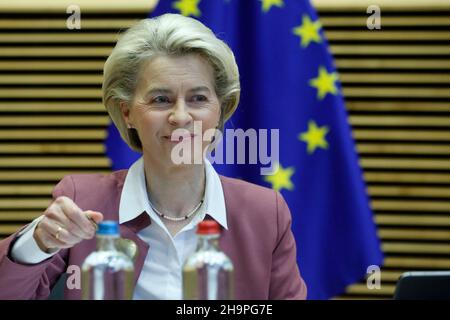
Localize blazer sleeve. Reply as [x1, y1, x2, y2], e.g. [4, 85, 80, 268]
[0, 176, 74, 299]
[269, 191, 307, 300]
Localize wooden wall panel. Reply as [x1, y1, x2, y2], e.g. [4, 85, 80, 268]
[315, 1, 450, 299]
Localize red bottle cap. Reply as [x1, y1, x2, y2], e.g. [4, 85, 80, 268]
[197, 220, 221, 235]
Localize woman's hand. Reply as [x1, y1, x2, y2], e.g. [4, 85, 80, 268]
[33, 196, 104, 252]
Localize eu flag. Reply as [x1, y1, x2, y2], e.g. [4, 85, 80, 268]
[105, 0, 384, 299]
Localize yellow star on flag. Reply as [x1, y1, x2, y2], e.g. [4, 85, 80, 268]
[299, 120, 329, 154]
[292, 15, 322, 48]
[172, 0, 201, 17]
[263, 163, 295, 192]
[260, 0, 284, 13]
[309, 66, 339, 100]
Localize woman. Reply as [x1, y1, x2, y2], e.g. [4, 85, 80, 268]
[0, 13, 307, 300]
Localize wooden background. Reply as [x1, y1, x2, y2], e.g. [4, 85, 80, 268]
[0, 0, 449, 299]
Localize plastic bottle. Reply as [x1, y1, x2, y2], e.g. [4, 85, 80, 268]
[183, 220, 234, 300]
[81, 221, 134, 300]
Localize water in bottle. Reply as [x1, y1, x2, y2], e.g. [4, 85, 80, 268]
[81, 220, 134, 300]
[183, 220, 234, 300]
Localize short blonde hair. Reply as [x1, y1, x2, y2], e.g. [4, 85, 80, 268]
[103, 13, 241, 152]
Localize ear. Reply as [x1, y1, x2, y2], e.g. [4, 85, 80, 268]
[119, 101, 132, 126]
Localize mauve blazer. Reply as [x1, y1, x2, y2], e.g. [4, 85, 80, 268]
[0, 170, 307, 300]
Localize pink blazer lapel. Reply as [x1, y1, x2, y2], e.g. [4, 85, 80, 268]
[119, 213, 151, 285]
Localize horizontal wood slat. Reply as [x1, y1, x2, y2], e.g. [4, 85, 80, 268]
[321, 16, 450, 27]
[373, 200, 450, 212]
[331, 45, 450, 55]
[326, 31, 450, 41]
[0, 88, 102, 98]
[0, 224, 26, 234]
[0, 47, 112, 57]
[384, 257, 450, 269]
[0, 143, 105, 154]
[0, 19, 138, 29]
[0, 102, 105, 113]
[379, 229, 450, 240]
[336, 59, 450, 70]
[0, 199, 51, 210]
[378, 270, 403, 282]
[350, 116, 450, 127]
[0, 129, 106, 140]
[358, 144, 450, 155]
[383, 242, 450, 254]
[343, 88, 450, 99]
[314, 0, 450, 11]
[0, 211, 42, 221]
[369, 186, 450, 198]
[341, 73, 450, 84]
[361, 158, 450, 170]
[0, 33, 119, 43]
[364, 173, 450, 184]
[0, 0, 157, 13]
[0, 74, 103, 84]
[354, 130, 450, 142]
[0, 184, 53, 195]
[0, 116, 109, 126]
[0, 61, 105, 71]
[0, 170, 110, 181]
[345, 284, 395, 296]
[376, 214, 450, 226]
[346, 102, 450, 113]
[0, 157, 110, 168]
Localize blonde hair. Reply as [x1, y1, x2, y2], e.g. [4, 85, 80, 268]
[102, 13, 241, 152]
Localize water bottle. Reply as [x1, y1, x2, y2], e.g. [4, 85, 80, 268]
[81, 221, 134, 300]
[183, 220, 234, 300]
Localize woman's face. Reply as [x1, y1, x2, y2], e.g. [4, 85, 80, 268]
[121, 53, 221, 167]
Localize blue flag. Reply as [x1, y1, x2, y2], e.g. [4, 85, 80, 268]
[105, 0, 384, 299]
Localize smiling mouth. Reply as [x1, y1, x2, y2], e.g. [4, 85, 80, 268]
[163, 134, 196, 143]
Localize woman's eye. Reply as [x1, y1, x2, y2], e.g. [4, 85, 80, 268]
[152, 96, 170, 104]
[192, 95, 207, 102]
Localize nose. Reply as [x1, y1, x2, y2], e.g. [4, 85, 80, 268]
[168, 99, 192, 127]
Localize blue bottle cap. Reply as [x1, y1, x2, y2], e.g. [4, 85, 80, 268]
[97, 220, 119, 235]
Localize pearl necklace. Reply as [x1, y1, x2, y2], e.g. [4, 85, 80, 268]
[150, 198, 204, 222]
